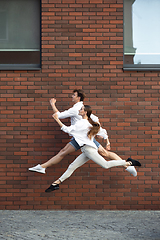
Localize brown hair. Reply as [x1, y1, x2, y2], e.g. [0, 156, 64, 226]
[73, 89, 86, 101]
[84, 105, 100, 139]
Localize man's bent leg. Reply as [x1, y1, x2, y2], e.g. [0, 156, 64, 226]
[98, 145, 137, 176]
[41, 143, 76, 169]
[94, 139, 122, 160]
[98, 145, 122, 160]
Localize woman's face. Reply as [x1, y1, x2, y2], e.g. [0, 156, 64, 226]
[79, 106, 86, 116]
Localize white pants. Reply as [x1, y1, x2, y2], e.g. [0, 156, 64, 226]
[59, 145, 126, 182]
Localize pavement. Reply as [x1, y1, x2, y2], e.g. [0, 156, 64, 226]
[0, 210, 160, 240]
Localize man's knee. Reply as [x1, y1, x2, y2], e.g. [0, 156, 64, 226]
[98, 146, 109, 157]
[59, 147, 68, 157]
[59, 144, 75, 157]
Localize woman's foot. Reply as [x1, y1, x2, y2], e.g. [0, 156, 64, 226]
[45, 181, 60, 192]
[127, 157, 141, 167]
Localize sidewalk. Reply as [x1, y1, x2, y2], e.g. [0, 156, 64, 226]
[0, 210, 160, 240]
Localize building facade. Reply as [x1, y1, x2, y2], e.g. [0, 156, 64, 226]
[0, 0, 160, 210]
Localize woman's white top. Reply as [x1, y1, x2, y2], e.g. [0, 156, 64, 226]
[61, 119, 98, 149]
[57, 101, 108, 140]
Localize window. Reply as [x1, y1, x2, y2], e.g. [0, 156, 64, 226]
[123, 0, 160, 70]
[0, 0, 40, 70]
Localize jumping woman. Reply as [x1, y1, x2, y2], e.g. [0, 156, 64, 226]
[45, 105, 141, 192]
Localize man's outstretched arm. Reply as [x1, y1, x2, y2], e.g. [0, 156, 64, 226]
[50, 98, 80, 120]
[50, 98, 59, 114]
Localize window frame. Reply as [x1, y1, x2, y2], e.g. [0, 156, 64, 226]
[123, 0, 160, 71]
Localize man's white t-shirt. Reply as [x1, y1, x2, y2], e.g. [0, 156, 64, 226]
[57, 101, 108, 140]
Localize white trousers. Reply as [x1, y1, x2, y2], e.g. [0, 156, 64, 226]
[59, 145, 126, 182]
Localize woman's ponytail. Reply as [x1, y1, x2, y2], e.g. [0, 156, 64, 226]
[84, 105, 100, 139]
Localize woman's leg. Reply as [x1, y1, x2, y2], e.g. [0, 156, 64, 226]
[45, 153, 89, 192]
[98, 145, 137, 176]
[81, 145, 127, 169]
[59, 153, 89, 183]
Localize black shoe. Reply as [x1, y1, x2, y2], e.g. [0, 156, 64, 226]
[127, 157, 141, 167]
[45, 184, 59, 192]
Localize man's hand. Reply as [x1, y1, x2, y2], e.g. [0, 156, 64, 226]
[50, 98, 59, 113]
[106, 144, 111, 151]
[96, 135, 103, 139]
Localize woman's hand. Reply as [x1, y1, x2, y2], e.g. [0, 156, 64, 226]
[50, 98, 56, 105]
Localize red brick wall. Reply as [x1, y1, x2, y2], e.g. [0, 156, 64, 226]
[0, 0, 160, 210]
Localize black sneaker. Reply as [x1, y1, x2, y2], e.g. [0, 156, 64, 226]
[45, 184, 59, 193]
[127, 158, 141, 167]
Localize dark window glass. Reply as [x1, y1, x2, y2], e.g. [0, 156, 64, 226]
[0, 0, 40, 70]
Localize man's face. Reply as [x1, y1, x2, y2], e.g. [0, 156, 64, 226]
[72, 92, 80, 103]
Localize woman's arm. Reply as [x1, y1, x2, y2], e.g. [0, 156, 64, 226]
[53, 113, 85, 137]
[52, 113, 64, 128]
[53, 113, 77, 134]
